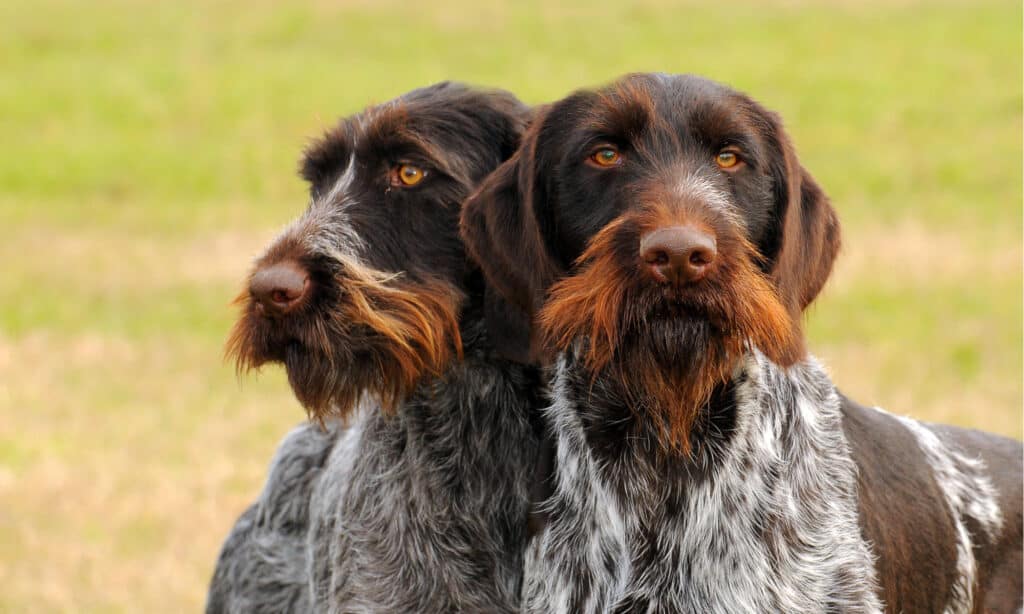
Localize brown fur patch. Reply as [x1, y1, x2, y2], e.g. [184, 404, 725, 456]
[586, 79, 659, 139]
[539, 203, 802, 452]
[226, 253, 463, 423]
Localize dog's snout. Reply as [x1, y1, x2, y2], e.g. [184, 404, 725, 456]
[250, 260, 310, 316]
[640, 225, 717, 285]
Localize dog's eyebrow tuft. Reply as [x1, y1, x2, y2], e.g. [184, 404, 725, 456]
[359, 107, 472, 186]
[584, 82, 657, 141]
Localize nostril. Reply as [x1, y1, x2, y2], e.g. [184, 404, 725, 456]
[689, 248, 713, 267]
[646, 250, 670, 266]
[271, 289, 294, 304]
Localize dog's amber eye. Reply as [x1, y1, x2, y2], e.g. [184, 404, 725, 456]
[715, 151, 740, 170]
[590, 148, 622, 168]
[393, 164, 426, 186]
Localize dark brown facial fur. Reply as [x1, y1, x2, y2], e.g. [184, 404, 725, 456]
[462, 73, 839, 451]
[228, 82, 530, 421]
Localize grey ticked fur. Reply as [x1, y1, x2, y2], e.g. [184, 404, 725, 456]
[309, 315, 542, 612]
[524, 350, 883, 613]
[206, 422, 339, 614]
[208, 316, 542, 613]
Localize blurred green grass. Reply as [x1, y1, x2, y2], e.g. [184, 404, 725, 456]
[1, 0, 1020, 610]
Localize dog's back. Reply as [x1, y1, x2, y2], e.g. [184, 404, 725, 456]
[843, 396, 1023, 613]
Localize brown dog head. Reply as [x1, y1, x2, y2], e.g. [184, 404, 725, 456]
[461, 73, 839, 450]
[228, 82, 530, 422]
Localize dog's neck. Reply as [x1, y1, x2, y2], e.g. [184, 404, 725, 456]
[311, 287, 545, 613]
[360, 284, 544, 472]
[548, 344, 845, 507]
[524, 346, 881, 612]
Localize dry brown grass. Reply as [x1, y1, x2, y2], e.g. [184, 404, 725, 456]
[813, 220, 1021, 436]
[1, 330, 302, 612]
[8, 226, 276, 292]
[829, 220, 1021, 293]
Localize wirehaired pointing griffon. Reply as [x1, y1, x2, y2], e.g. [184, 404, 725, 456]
[461, 73, 1022, 613]
[209, 82, 543, 613]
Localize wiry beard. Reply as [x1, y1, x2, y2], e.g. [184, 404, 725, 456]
[539, 215, 803, 454]
[226, 254, 464, 423]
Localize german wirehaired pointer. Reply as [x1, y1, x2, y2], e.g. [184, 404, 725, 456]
[208, 82, 544, 613]
[462, 73, 1023, 613]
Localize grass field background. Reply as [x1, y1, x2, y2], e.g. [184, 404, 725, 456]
[1, 0, 1020, 610]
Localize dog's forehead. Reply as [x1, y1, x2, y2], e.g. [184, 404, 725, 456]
[348, 87, 479, 147]
[346, 101, 424, 148]
[576, 74, 756, 142]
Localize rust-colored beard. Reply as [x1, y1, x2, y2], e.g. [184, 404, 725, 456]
[538, 214, 804, 454]
[226, 257, 464, 423]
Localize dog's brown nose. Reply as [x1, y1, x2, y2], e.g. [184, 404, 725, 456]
[250, 260, 310, 316]
[640, 225, 717, 285]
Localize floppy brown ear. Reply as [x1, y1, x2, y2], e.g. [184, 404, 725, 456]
[460, 117, 561, 360]
[765, 112, 841, 317]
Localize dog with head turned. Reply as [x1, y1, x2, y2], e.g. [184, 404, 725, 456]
[207, 81, 544, 613]
[462, 73, 1023, 613]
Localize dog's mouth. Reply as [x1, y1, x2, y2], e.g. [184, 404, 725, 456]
[540, 232, 779, 365]
[642, 286, 728, 324]
[542, 262, 754, 376]
[226, 260, 464, 422]
[538, 219, 801, 453]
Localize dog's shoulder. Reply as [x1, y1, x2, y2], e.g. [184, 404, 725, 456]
[839, 394, 1023, 612]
